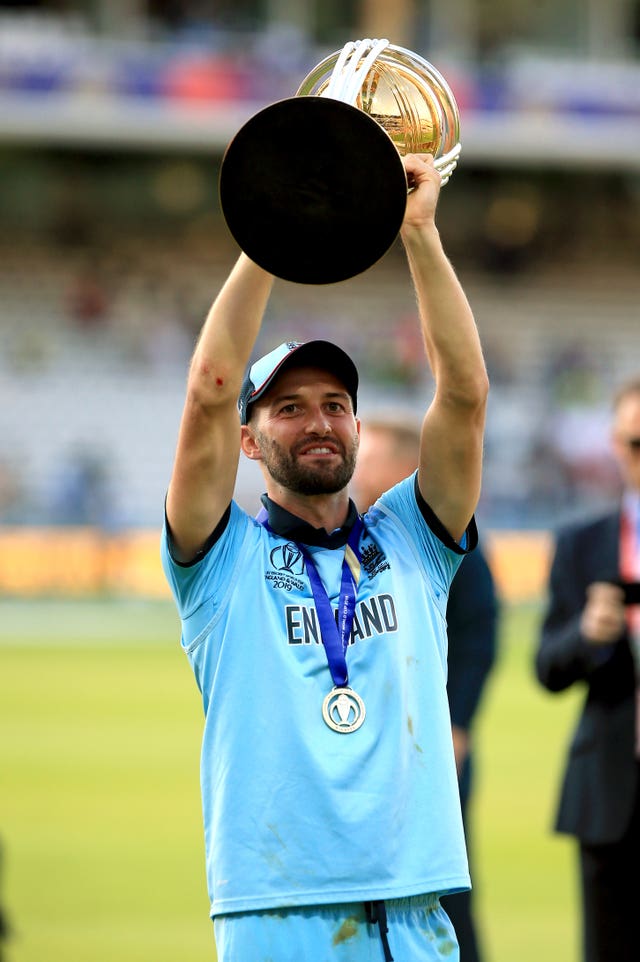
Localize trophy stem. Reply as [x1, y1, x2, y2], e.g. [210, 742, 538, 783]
[323, 38, 390, 106]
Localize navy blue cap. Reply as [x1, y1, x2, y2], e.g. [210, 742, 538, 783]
[239, 340, 359, 425]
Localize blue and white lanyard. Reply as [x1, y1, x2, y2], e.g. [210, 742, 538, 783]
[258, 508, 363, 687]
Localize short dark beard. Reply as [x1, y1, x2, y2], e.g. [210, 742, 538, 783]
[252, 429, 359, 495]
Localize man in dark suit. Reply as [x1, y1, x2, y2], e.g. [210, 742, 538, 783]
[441, 545, 498, 962]
[353, 415, 499, 962]
[535, 376, 640, 962]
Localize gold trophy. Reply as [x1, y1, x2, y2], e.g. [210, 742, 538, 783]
[219, 39, 461, 284]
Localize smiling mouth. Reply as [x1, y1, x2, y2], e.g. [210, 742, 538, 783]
[302, 446, 335, 456]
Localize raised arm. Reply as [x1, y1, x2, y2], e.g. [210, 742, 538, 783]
[166, 254, 274, 562]
[401, 154, 489, 542]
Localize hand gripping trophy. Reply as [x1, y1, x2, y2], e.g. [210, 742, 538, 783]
[219, 38, 461, 284]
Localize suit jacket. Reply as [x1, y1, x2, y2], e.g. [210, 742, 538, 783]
[446, 545, 498, 807]
[535, 510, 638, 845]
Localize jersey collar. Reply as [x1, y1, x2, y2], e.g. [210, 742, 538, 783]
[259, 494, 360, 548]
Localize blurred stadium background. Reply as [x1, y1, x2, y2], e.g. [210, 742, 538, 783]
[0, 0, 639, 960]
[1, 0, 639, 552]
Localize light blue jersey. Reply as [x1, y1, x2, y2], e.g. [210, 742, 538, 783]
[161, 473, 473, 919]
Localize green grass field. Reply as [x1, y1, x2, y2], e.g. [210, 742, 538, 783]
[0, 598, 582, 962]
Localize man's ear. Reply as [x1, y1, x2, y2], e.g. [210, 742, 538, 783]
[240, 424, 262, 461]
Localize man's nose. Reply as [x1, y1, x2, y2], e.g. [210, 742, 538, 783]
[305, 407, 331, 434]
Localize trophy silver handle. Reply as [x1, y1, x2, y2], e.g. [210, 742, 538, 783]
[434, 144, 462, 185]
[323, 38, 391, 105]
[297, 40, 462, 186]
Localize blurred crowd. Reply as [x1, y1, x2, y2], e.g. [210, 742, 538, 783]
[0, 217, 636, 532]
[0, 3, 639, 533]
[1, 7, 639, 123]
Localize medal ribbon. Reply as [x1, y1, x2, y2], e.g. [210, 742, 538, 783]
[298, 520, 363, 688]
[257, 508, 363, 688]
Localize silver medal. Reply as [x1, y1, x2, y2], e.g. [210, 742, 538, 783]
[322, 687, 366, 733]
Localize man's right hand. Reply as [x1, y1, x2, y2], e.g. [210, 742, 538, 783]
[580, 581, 627, 645]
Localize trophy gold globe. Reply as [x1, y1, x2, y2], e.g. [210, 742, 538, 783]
[219, 39, 462, 284]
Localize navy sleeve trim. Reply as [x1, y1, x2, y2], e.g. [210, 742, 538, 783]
[165, 503, 232, 568]
[413, 475, 478, 555]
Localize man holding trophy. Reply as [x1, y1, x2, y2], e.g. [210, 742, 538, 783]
[162, 39, 489, 962]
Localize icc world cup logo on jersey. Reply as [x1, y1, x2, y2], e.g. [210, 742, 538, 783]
[270, 543, 305, 575]
[265, 542, 305, 591]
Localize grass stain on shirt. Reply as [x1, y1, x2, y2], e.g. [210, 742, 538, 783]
[332, 916, 360, 946]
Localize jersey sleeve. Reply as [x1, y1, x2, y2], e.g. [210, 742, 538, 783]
[160, 500, 252, 648]
[373, 472, 475, 598]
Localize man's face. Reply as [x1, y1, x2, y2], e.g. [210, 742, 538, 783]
[611, 391, 640, 493]
[352, 429, 417, 511]
[352, 430, 397, 511]
[242, 366, 360, 496]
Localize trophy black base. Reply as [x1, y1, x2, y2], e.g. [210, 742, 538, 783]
[219, 96, 408, 285]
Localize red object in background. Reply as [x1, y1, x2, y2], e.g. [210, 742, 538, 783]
[162, 55, 246, 102]
[444, 68, 476, 111]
